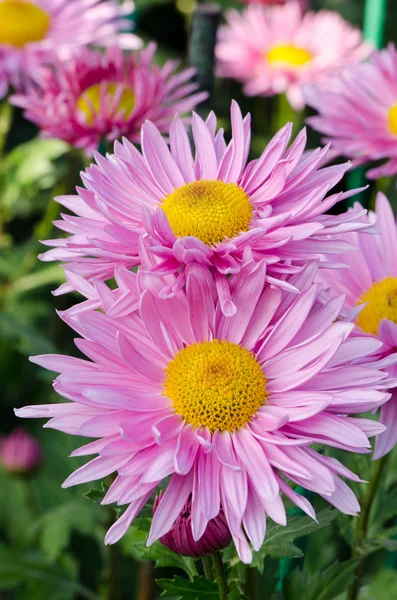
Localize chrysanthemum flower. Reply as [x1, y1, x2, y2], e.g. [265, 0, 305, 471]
[154, 494, 232, 558]
[318, 193, 397, 459]
[11, 44, 208, 155]
[305, 45, 397, 180]
[216, 4, 369, 109]
[40, 101, 373, 315]
[16, 260, 391, 562]
[0, 0, 139, 98]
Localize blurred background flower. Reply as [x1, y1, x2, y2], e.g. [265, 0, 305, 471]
[0, 428, 42, 474]
[0, 0, 139, 98]
[11, 43, 207, 154]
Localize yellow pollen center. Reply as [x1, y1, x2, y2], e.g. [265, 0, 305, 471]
[267, 44, 312, 67]
[161, 180, 253, 247]
[164, 339, 267, 433]
[0, 0, 50, 47]
[356, 276, 397, 335]
[388, 103, 397, 136]
[77, 83, 135, 125]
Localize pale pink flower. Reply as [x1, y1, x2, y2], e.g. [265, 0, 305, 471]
[239, 0, 308, 9]
[0, 428, 42, 473]
[40, 101, 373, 315]
[0, 0, 140, 98]
[216, 4, 369, 110]
[16, 260, 391, 562]
[318, 193, 397, 459]
[305, 45, 397, 180]
[11, 44, 207, 155]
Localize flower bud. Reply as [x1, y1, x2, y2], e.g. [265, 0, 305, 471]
[154, 494, 232, 558]
[0, 429, 42, 474]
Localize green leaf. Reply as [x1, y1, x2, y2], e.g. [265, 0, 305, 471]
[121, 522, 198, 579]
[251, 509, 337, 571]
[84, 483, 109, 505]
[283, 559, 359, 600]
[0, 543, 100, 600]
[157, 575, 219, 599]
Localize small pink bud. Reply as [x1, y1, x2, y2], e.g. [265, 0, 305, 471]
[154, 494, 232, 558]
[0, 428, 42, 474]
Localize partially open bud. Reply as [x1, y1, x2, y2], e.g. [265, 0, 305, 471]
[0, 428, 42, 474]
[154, 494, 232, 558]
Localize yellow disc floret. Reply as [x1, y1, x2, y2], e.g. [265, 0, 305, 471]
[164, 339, 267, 433]
[356, 276, 397, 336]
[77, 83, 135, 125]
[388, 103, 397, 136]
[0, 1, 50, 47]
[161, 180, 253, 247]
[267, 45, 312, 67]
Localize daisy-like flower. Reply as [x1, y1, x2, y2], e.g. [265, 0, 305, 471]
[40, 101, 373, 315]
[11, 44, 208, 155]
[216, 4, 369, 110]
[16, 259, 392, 563]
[0, 0, 140, 98]
[305, 45, 397, 180]
[318, 193, 397, 459]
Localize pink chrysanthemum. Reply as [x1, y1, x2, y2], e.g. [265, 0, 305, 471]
[40, 101, 374, 315]
[16, 259, 392, 563]
[0, 0, 140, 98]
[216, 4, 369, 109]
[305, 45, 397, 180]
[318, 193, 397, 459]
[11, 44, 207, 155]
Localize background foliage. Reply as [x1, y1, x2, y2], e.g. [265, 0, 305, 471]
[2, 1, 397, 598]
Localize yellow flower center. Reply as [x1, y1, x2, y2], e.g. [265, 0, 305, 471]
[161, 180, 253, 247]
[164, 339, 267, 433]
[388, 103, 397, 136]
[0, 0, 50, 47]
[356, 276, 397, 335]
[77, 83, 135, 125]
[267, 44, 312, 67]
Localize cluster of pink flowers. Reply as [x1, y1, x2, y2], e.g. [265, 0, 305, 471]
[7, 0, 397, 567]
[16, 94, 397, 562]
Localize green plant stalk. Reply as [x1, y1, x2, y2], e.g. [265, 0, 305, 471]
[202, 554, 214, 581]
[211, 552, 228, 600]
[347, 455, 389, 600]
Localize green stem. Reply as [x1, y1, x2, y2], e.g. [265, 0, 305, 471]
[363, 0, 388, 48]
[211, 552, 228, 600]
[244, 565, 258, 599]
[202, 554, 214, 581]
[347, 455, 389, 600]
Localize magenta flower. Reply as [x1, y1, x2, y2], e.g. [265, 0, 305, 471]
[40, 101, 373, 315]
[216, 4, 369, 110]
[154, 494, 232, 558]
[0, 428, 42, 474]
[16, 260, 391, 563]
[305, 45, 397, 180]
[0, 0, 140, 98]
[318, 193, 397, 459]
[11, 44, 208, 155]
[239, 0, 308, 8]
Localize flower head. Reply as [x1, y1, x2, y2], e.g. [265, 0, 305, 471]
[305, 45, 397, 180]
[318, 193, 397, 459]
[40, 101, 372, 315]
[216, 4, 368, 109]
[16, 260, 391, 563]
[0, 0, 140, 98]
[11, 44, 207, 155]
[0, 428, 42, 474]
[154, 494, 232, 557]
